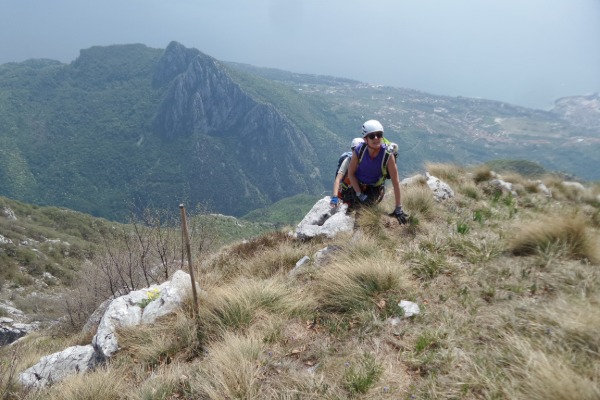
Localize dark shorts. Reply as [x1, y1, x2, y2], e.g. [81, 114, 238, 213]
[339, 184, 385, 209]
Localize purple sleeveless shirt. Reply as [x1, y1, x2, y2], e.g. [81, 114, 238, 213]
[353, 143, 386, 185]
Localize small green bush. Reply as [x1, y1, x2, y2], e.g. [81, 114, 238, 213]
[344, 353, 382, 395]
[457, 221, 471, 234]
[409, 251, 451, 280]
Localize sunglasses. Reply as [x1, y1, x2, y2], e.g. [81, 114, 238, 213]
[366, 132, 383, 140]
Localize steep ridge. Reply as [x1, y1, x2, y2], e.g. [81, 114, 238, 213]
[151, 42, 322, 212]
[0, 42, 325, 220]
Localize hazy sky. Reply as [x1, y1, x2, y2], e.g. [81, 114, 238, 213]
[1, 0, 599, 109]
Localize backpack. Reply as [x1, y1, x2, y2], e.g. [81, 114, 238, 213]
[335, 151, 353, 178]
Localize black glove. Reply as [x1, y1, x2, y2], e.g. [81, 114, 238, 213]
[390, 206, 409, 225]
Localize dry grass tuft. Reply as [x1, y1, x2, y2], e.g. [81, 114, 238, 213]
[508, 338, 600, 400]
[538, 294, 600, 355]
[25, 366, 127, 400]
[342, 351, 383, 395]
[472, 164, 493, 183]
[314, 253, 409, 315]
[202, 232, 321, 283]
[447, 234, 504, 264]
[425, 162, 465, 184]
[125, 363, 191, 400]
[542, 175, 588, 202]
[458, 182, 483, 200]
[199, 277, 315, 339]
[354, 206, 387, 239]
[405, 247, 454, 280]
[499, 171, 527, 187]
[343, 234, 385, 260]
[590, 206, 600, 228]
[522, 178, 545, 194]
[402, 185, 437, 220]
[190, 332, 264, 399]
[228, 230, 294, 259]
[241, 243, 314, 280]
[116, 311, 201, 368]
[0, 345, 21, 399]
[509, 215, 599, 264]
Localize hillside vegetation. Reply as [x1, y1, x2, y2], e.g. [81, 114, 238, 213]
[2, 163, 599, 399]
[0, 197, 274, 326]
[242, 193, 321, 226]
[1, 43, 599, 222]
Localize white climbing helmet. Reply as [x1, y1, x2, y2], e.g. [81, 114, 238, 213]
[351, 137, 364, 149]
[362, 119, 384, 136]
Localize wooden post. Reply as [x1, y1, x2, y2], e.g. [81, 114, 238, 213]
[179, 204, 199, 317]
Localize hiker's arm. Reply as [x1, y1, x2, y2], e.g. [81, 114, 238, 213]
[387, 154, 402, 207]
[348, 153, 361, 194]
[333, 158, 350, 196]
[332, 173, 343, 197]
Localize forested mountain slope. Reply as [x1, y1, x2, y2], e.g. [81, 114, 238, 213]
[0, 42, 597, 222]
[0, 42, 330, 220]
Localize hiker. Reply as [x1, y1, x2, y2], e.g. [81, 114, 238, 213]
[330, 137, 364, 208]
[342, 119, 408, 224]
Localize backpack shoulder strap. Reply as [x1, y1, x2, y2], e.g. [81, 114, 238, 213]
[381, 146, 392, 177]
[382, 148, 391, 169]
[357, 143, 368, 164]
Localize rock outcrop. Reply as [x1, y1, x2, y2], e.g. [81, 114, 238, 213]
[0, 318, 36, 346]
[295, 197, 354, 239]
[93, 269, 198, 358]
[490, 178, 517, 196]
[425, 173, 455, 201]
[19, 345, 101, 389]
[18, 270, 199, 389]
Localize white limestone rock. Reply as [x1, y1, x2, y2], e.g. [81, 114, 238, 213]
[295, 197, 354, 239]
[19, 345, 99, 389]
[490, 179, 516, 196]
[426, 173, 455, 201]
[93, 270, 199, 358]
[399, 300, 420, 318]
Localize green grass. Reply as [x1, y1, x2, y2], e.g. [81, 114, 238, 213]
[344, 353, 383, 395]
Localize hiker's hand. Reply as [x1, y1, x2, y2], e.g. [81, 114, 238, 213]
[357, 192, 368, 203]
[391, 206, 409, 225]
[330, 196, 339, 207]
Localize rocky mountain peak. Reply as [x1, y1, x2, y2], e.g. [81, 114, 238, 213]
[149, 42, 319, 212]
[152, 41, 204, 86]
[152, 42, 255, 139]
